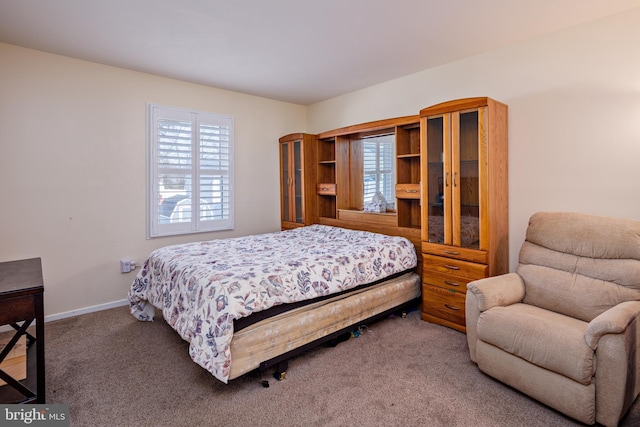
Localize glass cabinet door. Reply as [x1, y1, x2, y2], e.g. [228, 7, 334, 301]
[280, 141, 291, 222]
[425, 116, 446, 244]
[452, 110, 480, 249]
[293, 140, 303, 223]
[424, 109, 482, 249]
[280, 139, 304, 225]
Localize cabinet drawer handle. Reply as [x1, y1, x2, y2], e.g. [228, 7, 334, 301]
[444, 281, 460, 287]
[403, 189, 418, 193]
[444, 265, 460, 270]
[444, 250, 459, 255]
[444, 304, 460, 311]
[320, 187, 330, 191]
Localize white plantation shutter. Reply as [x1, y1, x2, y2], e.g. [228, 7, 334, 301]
[363, 135, 395, 209]
[148, 104, 234, 237]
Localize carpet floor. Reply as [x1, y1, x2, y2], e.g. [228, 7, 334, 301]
[44, 306, 640, 426]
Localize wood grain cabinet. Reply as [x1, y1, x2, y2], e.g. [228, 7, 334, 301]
[419, 97, 509, 332]
[279, 133, 317, 230]
[277, 100, 506, 315]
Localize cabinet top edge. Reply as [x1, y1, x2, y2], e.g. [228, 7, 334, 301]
[419, 97, 507, 117]
[279, 133, 315, 142]
[316, 115, 420, 139]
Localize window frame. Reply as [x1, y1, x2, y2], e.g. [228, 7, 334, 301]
[146, 103, 234, 238]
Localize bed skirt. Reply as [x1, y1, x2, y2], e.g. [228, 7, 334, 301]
[228, 271, 421, 380]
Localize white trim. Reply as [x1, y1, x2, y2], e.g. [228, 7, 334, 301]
[0, 299, 130, 333]
[44, 299, 130, 323]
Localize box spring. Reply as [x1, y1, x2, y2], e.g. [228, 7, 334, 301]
[228, 271, 421, 380]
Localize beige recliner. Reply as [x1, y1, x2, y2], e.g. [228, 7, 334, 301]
[466, 212, 640, 426]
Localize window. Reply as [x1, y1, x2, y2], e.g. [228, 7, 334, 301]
[363, 134, 395, 210]
[147, 104, 234, 237]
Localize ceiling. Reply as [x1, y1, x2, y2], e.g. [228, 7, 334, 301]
[1, 0, 639, 105]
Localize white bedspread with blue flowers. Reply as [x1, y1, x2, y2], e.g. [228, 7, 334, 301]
[128, 225, 417, 383]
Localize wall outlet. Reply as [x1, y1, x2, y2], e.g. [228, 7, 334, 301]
[120, 258, 132, 273]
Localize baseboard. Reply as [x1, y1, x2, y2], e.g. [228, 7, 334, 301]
[0, 299, 130, 333]
[45, 299, 130, 323]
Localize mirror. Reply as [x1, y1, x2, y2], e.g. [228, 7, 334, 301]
[361, 133, 396, 211]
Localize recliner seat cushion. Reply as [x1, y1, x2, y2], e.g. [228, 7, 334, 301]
[477, 303, 593, 384]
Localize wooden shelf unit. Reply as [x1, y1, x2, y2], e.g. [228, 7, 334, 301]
[313, 116, 420, 225]
[419, 97, 509, 332]
[317, 136, 337, 219]
[395, 122, 421, 229]
[278, 99, 509, 318]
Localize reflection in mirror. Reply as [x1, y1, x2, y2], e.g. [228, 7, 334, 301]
[363, 134, 395, 210]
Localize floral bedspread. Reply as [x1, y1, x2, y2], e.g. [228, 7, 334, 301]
[128, 224, 417, 383]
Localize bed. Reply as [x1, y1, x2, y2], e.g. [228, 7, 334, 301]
[128, 224, 420, 383]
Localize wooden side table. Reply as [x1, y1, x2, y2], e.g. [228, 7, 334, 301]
[0, 258, 45, 403]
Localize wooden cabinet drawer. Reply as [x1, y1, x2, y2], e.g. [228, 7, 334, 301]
[316, 183, 336, 195]
[422, 284, 466, 326]
[395, 183, 420, 199]
[422, 270, 473, 293]
[422, 242, 487, 264]
[423, 254, 487, 281]
[0, 295, 35, 325]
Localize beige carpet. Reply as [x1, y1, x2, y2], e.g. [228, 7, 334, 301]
[44, 306, 640, 427]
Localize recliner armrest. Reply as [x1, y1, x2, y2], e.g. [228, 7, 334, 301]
[585, 301, 640, 350]
[467, 273, 525, 312]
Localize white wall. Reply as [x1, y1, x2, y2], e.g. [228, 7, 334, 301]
[3, 8, 640, 319]
[307, 8, 640, 270]
[0, 42, 306, 317]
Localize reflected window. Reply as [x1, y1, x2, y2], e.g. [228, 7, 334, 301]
[363, 134, 395, 210]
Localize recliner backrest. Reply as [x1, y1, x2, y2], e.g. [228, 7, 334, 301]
[515, 212, 640, 322]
